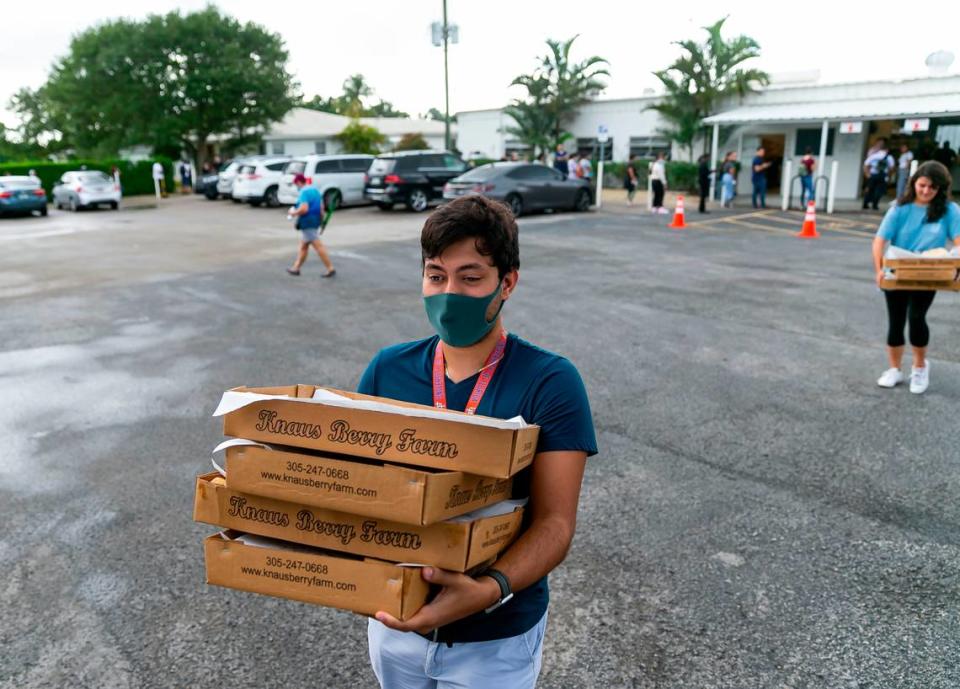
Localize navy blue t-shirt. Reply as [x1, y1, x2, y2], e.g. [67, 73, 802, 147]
[358, 333, 598, 642]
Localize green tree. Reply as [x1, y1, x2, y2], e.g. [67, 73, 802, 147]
[302, 75, 408, 118]
[393, 132, 429, 151]
[504, 76, 554, 161]
[301, 94, 339, 113]
[423, 107, 456, 124]
[334, 120, 386, 154]
[648, 17, 769, 159]
[507, 36, 609, 155]
[16, 7, 297, 164]
[366, 100, 410, 118]
[339, 74, 374, 117]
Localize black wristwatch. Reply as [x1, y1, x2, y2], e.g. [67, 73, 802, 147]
[480, 567, 513, 614]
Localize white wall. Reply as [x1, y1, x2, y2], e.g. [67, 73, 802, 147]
[457, 110, 510, 160]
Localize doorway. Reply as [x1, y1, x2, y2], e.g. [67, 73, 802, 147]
[760, 134, 786, 191]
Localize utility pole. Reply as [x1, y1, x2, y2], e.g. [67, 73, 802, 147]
[432, 4, 457, 152]
[443, 0, 450, 151]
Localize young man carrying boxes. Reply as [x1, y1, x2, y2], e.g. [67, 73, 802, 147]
[358, 195, 597, 688]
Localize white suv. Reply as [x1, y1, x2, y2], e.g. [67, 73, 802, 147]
[278, 154, 373, 209]
[230, 156, 291, 207]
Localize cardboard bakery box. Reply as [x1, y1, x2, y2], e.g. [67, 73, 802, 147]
[217, 439, 514, 525]
[203, 530, 429, 621]
[195, 472, 524, 572]
[214, 385, 540, 479]
[881, 257, 960, 291]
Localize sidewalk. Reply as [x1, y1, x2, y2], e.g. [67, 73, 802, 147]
[597, 187, 892, 214]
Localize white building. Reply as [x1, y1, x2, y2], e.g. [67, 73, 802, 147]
[456, 73, 960, 201]
[262, 107, 452, 156]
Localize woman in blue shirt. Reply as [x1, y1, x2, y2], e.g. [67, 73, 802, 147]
[872, 161, 960, 393]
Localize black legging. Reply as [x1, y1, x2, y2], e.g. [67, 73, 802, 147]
[651, 179, 665, 208]
[884, 290, 936, 347]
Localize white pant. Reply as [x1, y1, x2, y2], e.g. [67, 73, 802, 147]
[367, 613, 548, 689]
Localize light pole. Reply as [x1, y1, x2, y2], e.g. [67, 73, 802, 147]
[431, 3, 458, 151]
[443, 0, 450, 151]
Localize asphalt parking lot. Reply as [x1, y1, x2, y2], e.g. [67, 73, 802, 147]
[1, 195, 958, 688]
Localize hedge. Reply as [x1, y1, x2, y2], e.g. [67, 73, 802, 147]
[599, 160, 699, 192]
[0, 157, 174, 196]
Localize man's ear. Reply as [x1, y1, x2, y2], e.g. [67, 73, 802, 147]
[501, 270, 519, 301]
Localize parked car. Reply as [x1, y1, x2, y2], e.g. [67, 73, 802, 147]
[231, 156, 291, 207]
[443, 162, 592, 217]
[0, 176, 47, 217]
[52, 170, 121, 211]
[196, 163, 226, 200]
[214, 155, 276, 199]
[278, 154, 374, 209]
[364, 150, 467, 211]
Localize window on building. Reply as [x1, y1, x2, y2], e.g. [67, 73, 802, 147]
[272, 142, 285, 155]
[314, 141, 327, 154]
[576, 138, 613, 161]
[629, 136, 671, 158]
[794, 128, 835, 156]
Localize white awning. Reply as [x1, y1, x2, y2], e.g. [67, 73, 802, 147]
[703, 94, 960, 125]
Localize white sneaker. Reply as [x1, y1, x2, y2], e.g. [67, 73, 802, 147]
[910, 363, 930, 394]
[658, 207, 670, 215]
[877, 368, 904, 388]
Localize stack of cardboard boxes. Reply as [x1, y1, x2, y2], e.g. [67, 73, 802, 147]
[194, 384, 540, 621]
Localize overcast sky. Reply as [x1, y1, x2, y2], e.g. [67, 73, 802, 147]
[1, 0, 958, 130]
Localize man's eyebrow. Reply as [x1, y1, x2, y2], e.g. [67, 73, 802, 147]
[424, 262, 489, 272]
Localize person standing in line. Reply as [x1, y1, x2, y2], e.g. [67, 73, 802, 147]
[151, 160, 166, 197]
[579, 154, 593, 184]
[873, 161, 960, 394]
[179, 160, 193, 194]
[286, 174, 335, 278]
[650, 152, 668, 214]
[624, 154, 639, 206]
[697, 154, 711, 213]
[721, 152, 738, 208]
[896, 143, 914, 199]
[553, 144, 569, 177]
[933, 141, 956, 170]
[567, 153, 580, 181]
[751, 146, 771, 208]
[863, 138, 895, 210]
[361, 194, 597, 689]
[799, 147, 816, 207]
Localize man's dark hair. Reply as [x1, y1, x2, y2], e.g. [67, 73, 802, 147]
[421, 195, 520, 278]
[899, 160, 953, 222]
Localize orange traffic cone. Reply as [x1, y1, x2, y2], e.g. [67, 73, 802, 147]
[797, 201, 820, 238]
[668, 195, 686, 229]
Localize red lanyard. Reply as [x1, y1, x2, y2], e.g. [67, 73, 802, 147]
[432, 331, 507, 415]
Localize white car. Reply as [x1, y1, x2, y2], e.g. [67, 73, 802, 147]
[215, 160, 244, 198]
[215, 155, 277, 199]
[230, 156, 291, 207]
[278, 154, 374, 209]
[52, 170, 121, 211]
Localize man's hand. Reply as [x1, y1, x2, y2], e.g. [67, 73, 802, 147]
[876, 270, 886, 288]
[374, 567, 500, 635]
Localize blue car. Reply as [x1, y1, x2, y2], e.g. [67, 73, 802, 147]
[0, 176, 48, 217]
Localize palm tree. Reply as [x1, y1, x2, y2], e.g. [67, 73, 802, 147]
[340, 74, 374, 117]
[648, 17, 769, 159]
[504, 75, 554, 160]
[507, 36, 609, 154]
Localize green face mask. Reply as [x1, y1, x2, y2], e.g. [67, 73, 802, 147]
[424, 283, 504, 347]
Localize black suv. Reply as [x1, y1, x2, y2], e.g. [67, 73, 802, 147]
[364, 150, 467, 211]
